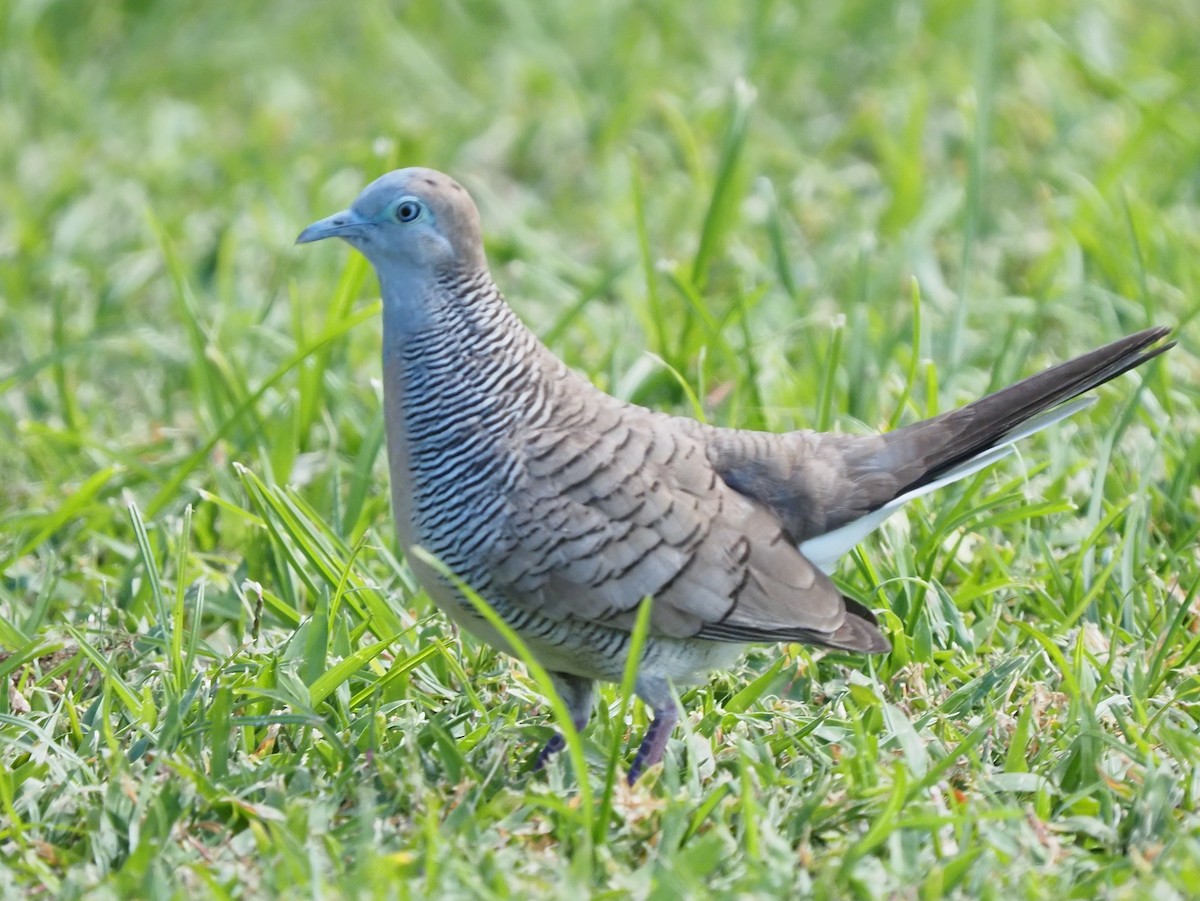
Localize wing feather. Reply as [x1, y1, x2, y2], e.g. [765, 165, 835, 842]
[488, 401, 884, 651]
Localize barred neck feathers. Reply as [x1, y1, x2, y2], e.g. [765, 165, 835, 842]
[382, 264, 553, 569]
[383, 264, 547, 407]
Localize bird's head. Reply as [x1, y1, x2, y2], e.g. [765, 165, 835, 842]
[297, 167, 486, 275]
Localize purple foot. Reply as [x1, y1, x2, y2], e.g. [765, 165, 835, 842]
[533, 732, 566, 770]
[532, 672, 595, 773]
[627, 706, 679, 784]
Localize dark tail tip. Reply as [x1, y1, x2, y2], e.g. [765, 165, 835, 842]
[899, 325, 1174, 495]
[834, 596, 891, 654]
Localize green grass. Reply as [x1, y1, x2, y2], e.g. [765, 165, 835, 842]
[2, 0, 1198, 897]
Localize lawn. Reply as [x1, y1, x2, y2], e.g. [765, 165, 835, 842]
[1, 0, 1198, 897]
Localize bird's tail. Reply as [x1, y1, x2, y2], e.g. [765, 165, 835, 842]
[797, 326, 1173, 570]
[893, 325, 1173, 497]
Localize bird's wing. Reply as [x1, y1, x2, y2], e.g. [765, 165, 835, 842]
[487, 399, 887, 652]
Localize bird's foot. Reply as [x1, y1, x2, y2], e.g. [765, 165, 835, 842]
[533, 732, 566, 770]
[627, 706, 679, 785]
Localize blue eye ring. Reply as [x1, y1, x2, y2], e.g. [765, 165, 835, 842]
[395, 199, 422, 223]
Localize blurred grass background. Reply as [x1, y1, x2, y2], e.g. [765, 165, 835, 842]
[1, 0, 1198, 897]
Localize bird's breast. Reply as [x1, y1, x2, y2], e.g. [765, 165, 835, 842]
[381, 331, 538, 583]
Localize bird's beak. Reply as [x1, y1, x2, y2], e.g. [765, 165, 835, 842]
[295, 209, 369, 244]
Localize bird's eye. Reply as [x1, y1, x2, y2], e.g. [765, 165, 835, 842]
[395, 200, 421, 223]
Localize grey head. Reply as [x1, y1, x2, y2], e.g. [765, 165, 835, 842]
[296, 167, 487, 275]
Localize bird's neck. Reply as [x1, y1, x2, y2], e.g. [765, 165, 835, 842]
[379, 265, 550, 392]
[378, 265, 558, 553]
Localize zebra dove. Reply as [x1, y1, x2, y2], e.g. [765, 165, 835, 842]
[297, 167, 1172, 783]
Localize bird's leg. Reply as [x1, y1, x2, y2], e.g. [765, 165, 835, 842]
[627, 677, 679, 784]
[533, 671, 595, 770]
[627, 708, 679, 784]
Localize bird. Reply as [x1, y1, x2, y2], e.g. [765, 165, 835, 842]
[297, 167, 1173, 784]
